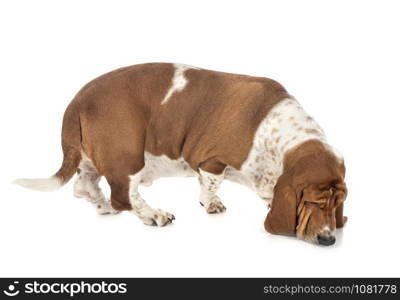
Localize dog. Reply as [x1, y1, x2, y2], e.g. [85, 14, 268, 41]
[15, 63, 347, 245]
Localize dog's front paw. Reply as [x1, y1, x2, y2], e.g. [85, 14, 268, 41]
[200, 196, 226, 214]
[141, 209, 175, 226]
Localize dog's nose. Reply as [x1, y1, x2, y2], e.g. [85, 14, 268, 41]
[317, 235, 336, 246]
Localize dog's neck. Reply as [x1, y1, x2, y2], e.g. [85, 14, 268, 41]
[237, 98, 330, 201]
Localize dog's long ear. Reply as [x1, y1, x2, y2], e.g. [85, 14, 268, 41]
[335, 203, 345, 228]
[334, 182, 348, 228]
[264, 174, 297, 236]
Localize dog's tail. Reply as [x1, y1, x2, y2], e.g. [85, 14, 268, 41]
[14, 101, 82, 192]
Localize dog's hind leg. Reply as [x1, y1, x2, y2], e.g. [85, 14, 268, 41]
[103, 153, 175, 226]
[73, 156, 118, 215]
[81, 103, 175, 226]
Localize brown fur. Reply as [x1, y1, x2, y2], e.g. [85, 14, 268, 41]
[56, 63, 290, 211]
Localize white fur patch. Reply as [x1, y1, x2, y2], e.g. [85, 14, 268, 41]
[140, 152, 195, 186]
[225, 98, 332, 202]
[161, 63, 199, 105]
[322, 225, 330, 232]
[13, 176, 61, 192]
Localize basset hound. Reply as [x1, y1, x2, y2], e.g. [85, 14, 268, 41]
[15, 63, 347, 245]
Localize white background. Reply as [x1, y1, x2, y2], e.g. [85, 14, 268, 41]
[1, 0, 399, 277]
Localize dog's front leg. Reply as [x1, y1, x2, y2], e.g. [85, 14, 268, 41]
[198, 168, 226, 214]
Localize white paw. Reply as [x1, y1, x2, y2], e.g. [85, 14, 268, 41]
[201, 196, 226, 214]
[95, 201, 120, 215]
[140, 209, 175, 226]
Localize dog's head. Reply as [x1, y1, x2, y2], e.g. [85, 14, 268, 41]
[264, 140, 347, 245]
